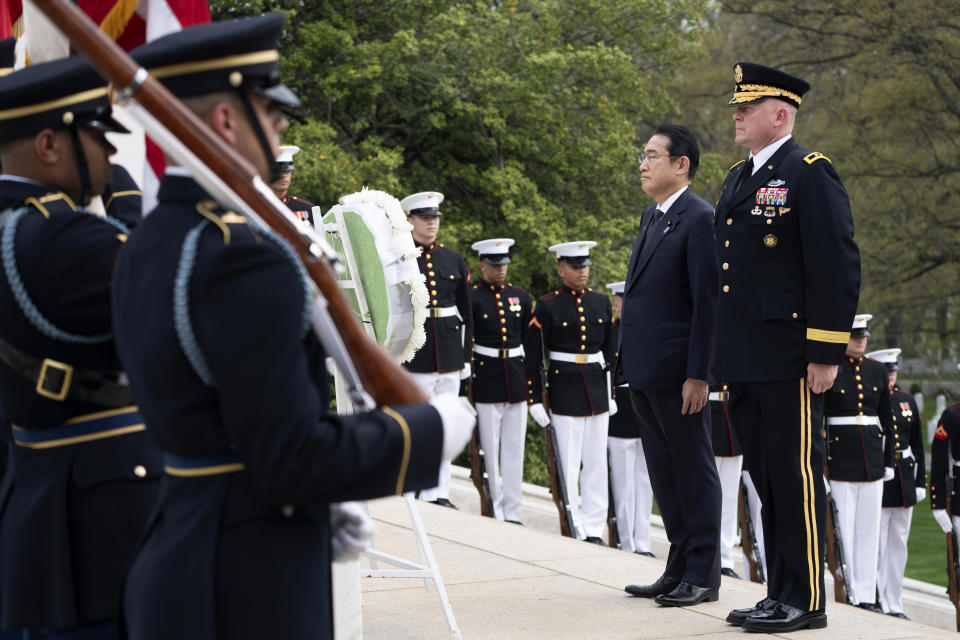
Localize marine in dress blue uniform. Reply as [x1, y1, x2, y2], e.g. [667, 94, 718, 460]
[605, 281, 653, 555]
[715, 63, 861, 633]
[0, 54, 160, 639]
[525, 241, 616, 543]
[469, 238, 532, 523]
[401, 191, 473, 507]
[931, 383, 960, 541]
[710, 383, 743, 578]
[867, 348, 925, 618]
[270, 145, 315, 226]
[823, 315, 895, 611]
[114, 16, 453, 640]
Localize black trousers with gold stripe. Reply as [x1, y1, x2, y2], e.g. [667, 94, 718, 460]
[729, 379, 826, 613]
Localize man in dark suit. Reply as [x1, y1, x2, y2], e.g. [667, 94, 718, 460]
[716, 63, 860, 633]
[621, 124, 722, 607]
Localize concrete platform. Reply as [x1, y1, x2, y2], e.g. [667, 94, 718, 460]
[360, 481, 957, 639]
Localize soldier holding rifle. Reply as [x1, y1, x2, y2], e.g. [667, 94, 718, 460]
[109, 15, 474, 639]
[930, 380, 960, 629]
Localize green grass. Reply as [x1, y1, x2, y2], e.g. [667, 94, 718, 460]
[907, 503, 949, 587]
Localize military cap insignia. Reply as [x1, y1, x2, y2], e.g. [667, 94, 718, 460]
[803, 151, 831, 165]
[762, 234, 778, 248]
[735, 64, 743, 83]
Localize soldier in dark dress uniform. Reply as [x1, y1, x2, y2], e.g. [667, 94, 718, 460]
[931, 377, 960, 541]
[710, 383, 743, 578]
[113, 16, 472, 640]
[867, 347, 925, 618]
[0, 55, 160, 639]
[606, 281, 653, 555]
[401, 190, 473, 508]
[269, 144, 315, 226]
[469, 238, 532, 523]
[824, 314, 895, 612]
[715, 63, 861, 632]
[526, 241, 616, 543]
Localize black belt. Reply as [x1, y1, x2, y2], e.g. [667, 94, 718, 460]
[0, 334, 133, 406]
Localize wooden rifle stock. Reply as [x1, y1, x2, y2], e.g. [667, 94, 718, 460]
[34, 0, 426, 407]
[737, 479, 764, 583]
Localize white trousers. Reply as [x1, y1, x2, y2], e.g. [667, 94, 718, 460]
[551, 412, 609, 539]
[877, 506, 913, 614]
[607, 436, 653, 553]
[741, 470, 767, 579]
[409, 370, 461, 501]
[830, 478, 883, 605]
[714, 455, 743, 570]
[476, 402, 527, 521]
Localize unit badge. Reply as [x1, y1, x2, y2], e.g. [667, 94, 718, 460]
[766, 179, 786, 187]
[935, 424, 949, 440]
[762, 234, 778, 248]
[751, 206, 763, 216]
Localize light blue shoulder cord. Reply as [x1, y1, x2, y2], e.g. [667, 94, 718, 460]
[1, 206, 129, 345]
[172, 221, 314, 387]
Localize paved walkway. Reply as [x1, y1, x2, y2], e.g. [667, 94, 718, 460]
[360, 488, 956, 639]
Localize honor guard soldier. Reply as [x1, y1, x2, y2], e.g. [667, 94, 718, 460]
[710, 383, 743, 578]
[867, 347, 925, 619]
[0, 54, 161, 638]
[113, 16, 472, 640]
[824, 314, 895, 612]
[401, 190, 473, 508]
[469, 238, 532, 523]
[931, 368, 960, 531]
[269, 144, 315, 226]
[606, 281, 653, 555]
[715, 63, 861, 632]
[526, 241, 616, 543]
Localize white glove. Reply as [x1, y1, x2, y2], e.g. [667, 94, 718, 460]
[330, 501, 375, 562]
[916, 487, 927, 503]
[823, 475, 831, 494]
[608, 398, 618, 417]
[934, 509, 953, 534]
[459, 363, 472, 380]
[431, 393, 476, 461]
[529, 403, 550, 428]
[883, 466, 895, 482]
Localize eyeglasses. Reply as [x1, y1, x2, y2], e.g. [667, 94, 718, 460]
[638, 152, 679, 165]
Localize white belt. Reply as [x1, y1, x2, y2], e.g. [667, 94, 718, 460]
[428, 305, 459, 319]
[549, 350, 604, 366]
[473, 344, 524, 359]
[897, 446, 913, 460]
[709, 391, 729, 402]
[827, 415, 880, 426]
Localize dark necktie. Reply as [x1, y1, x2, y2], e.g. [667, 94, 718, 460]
[638, 208, 665, 254]
[734, 157, 754, 192]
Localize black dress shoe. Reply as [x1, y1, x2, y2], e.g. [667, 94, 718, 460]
[634, 550, 655, 557]
[726, 597, 777, 626]
[654, 581, 719, 607]
[743, 602, 827, 633]
[430, 498, 459, 509]
[584, 536, 606, 546]
[720, 567, 741, 579]
[624, 575, 681, 598]
[504, 519, 524, 525]
[886, 612, 909, 620]
[856, 602, 882, 613]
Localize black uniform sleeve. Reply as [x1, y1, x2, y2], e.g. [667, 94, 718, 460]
[457, 256, 473, 366]
[930, 408, 957, 510]
[909, 395, 926, 488]
[524, 299, 549, 404]
[685, 209, 719, 382]
[196, 238, 443, 505]
[878, 385, 895, 468]
[600, 295, 616, 398]
[797, 158, 861, 365]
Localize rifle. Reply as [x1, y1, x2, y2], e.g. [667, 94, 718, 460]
[946, 477, 960, 631]
[540, 334, 578, 538]
[33, 0, 427, 410]
[823, 483, 852, 604]
[465, 380, 495, 518]
[607, 469, 621, 548]
[737, 477, 765, 583]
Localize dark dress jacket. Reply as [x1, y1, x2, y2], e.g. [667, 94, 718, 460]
[470, 280, 532, 404]
[0, 177, 160, 630]
[113, 175, 443, 640]
[525, 285, 615, 416]
[930, 403, 960, 513]
[882, 388, 925, 508]
[713, 140, 861, 382]
[404, 242, 472, 374]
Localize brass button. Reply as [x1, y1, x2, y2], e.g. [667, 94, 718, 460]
[724, 240, 730, 248]
[431, 289, 437, 295]
[580, 335, 587, 341]
[281, 505, 295, 517]
[580, 316, 586, 321]
[427, 262, 433, 268]
[726, 218, 733, 225]
[483, 314, 488, 319]
[792, 313, 798, 319]
[495, 294, 501, 299]
[134, 465, 147, 478]
[856, 375, 861, 380]
[432, 300, 438, 306]
[580, 345, 586, 351]
[578, 307, 584, 312]
[562, 321, 568, 327]
[722, 285, 730, 293]
[429, 271, 435, 276]
[722, 263, 729, 270]
[430, 280, 436, 286]
[766, 219, 772, 225]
